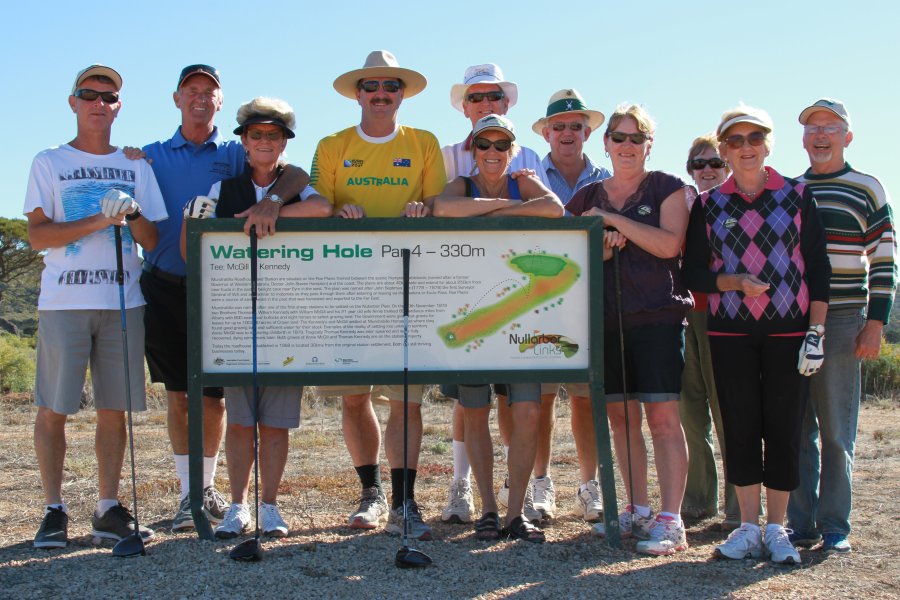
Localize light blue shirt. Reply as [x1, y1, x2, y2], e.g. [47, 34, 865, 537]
[142, 127, 246, 275]
[541, 153, 611, 208]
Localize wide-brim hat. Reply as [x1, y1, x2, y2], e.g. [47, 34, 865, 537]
[333, 50, 426, 99]
[233, 115, 295, 139]
[450, 63, 518, 112]
[72, 64, 122, 93]
[798, 98, 851, 128]
[472, 114, 516, 141]
[532, 89, 604, 135]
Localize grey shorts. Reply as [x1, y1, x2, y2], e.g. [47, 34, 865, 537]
[35, 309, 147, 415]
[225, 386, 303, 428]
[566, 383, 592, 397]
[457, 383, 540, 409]
[317, 384, 425, 404]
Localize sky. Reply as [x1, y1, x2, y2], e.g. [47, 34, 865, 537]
[3, 0, 898, 219]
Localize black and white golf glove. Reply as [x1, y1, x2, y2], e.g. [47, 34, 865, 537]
[798, 330, 825, 376]
[183, 196, 217, 219]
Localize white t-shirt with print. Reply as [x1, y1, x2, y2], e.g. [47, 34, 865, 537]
[23, 145, 168, 310]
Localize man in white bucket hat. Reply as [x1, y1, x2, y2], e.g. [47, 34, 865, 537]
[310, 50, 444, 541]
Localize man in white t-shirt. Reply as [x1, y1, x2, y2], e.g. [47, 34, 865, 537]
[25, 65, 168, 549]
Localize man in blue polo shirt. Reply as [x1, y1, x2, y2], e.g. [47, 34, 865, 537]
[141, 64, 308, 532]
[531, 89, 611, 525]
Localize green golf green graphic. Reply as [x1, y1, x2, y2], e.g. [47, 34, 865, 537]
[438, 252, 580, 349]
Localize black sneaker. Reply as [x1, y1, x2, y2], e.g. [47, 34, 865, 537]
[91, 503, 154, 541]
[202, 486, 228, 523]
[34, 507, 68, 548]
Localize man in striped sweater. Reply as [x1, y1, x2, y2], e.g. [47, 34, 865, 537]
[788, 98, 897, 554]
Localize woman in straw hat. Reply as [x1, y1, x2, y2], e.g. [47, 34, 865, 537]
[180, 97, 330, 539]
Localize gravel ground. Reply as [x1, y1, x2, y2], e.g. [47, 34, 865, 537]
[0, 392, 898, 599]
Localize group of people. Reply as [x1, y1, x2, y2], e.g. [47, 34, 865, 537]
[24, 50, 895, 567]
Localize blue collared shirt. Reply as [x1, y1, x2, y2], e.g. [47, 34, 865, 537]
[541, 153, 611, 208]
[142, 127, 246, 275]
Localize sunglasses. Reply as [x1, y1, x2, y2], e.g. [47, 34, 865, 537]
[607, 131, 651, 144]
[74, 88, 119, 103]
[358, 80, 402, 93]
[550, 122, 585, 132]
[466, 91, 505, 103]
[473, 137, 512, 152]
[690, 157, 727, 170]
[723, 131, 767, 149]
[247, 130, 284, 141]
[804, 125, 845, 136]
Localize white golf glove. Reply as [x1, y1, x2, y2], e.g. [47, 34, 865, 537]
[101, 189, 138, 218]
[798, 330, 825, 376]
[183, 196, 217, 219]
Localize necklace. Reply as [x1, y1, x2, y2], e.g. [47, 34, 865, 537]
[736, 169, 769, 199]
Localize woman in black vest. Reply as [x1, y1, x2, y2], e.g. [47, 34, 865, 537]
[181, 97, 330, 539]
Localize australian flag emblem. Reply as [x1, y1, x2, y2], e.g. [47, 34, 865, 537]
[393, 158, 411, 167]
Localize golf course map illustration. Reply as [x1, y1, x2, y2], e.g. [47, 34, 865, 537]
[438, 251, 581, 349]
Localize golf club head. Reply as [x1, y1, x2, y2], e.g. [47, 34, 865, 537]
[112, 532, 146, 558]
[229, 538, 263, 562]
[395, 545, 432, 569]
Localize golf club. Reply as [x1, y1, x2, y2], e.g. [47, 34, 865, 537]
[613, 245, 636, 522]
[112, 225, 146, 558]
[395, 248, 432, 569]
[230, 225, 263, 562]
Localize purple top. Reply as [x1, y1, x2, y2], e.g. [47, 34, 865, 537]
[567, 171, 693, 330]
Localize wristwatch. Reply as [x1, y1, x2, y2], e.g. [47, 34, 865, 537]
[264, 193, 284, 205]
[808, 324, 825, 336]
[125, 206, 142, 221]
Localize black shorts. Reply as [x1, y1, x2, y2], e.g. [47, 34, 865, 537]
[604, 323, 685, 403]
[140, 268, 224, 399]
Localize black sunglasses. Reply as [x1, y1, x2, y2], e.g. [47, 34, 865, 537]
[690, 157, 727, 170]
[466, 91, 505, 103]
[473, 137, 512, 152]
[358, 80, 402, 93]
[607, 131, 650, 144]
[550, 122, 584, 132]
[74, 88, 119, 103]
[724, 131, 767, 149]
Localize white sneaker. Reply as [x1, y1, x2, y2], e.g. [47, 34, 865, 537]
[592, 506, 653, 540]
[715, 525, 765, 560]
[532, 476, 557, 519]
[214, 503, 251, 539]
[497, 476, 510, 508]
[385, 499, 432, 541]
[636, 516, 688, 556]
[260, 503, 289, 538]
[523, 480, 542, 522]
[441, 478, 475, 524]
[766, 525, 801, 565]
[574, 480, 603, 522]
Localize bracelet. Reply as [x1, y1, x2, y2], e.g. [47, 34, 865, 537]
[125, 207, 142, 221]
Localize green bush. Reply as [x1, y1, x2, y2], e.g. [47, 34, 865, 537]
[861, 343, 900, 399]
[0, 333, 35, 393]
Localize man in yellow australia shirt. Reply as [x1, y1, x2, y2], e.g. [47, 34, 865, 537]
[309, 50, 445, 541]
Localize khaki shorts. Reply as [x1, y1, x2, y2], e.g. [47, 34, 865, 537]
[225, 386, 303, 429]
[35, 309, 147, 415]
[565, 383, 592, 397]
[317, 384, 425, 404]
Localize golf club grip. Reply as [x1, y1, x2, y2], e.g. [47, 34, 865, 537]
[402, 248, 410, 317]
[114, 226, 125, 286]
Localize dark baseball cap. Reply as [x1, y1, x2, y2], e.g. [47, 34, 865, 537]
[177, 64, 220, 90]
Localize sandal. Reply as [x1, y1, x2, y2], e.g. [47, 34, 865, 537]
[504, 515, 545, 543]
[474, 512, 501, 540]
